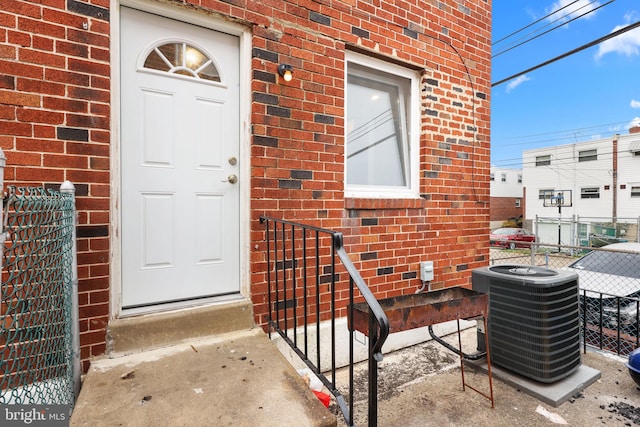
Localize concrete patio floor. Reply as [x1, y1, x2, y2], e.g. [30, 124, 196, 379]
[70, 328, 336, 427]
[70, 322, 640, 427]
[330, 328, 640, 426]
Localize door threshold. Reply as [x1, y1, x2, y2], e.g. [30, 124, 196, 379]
[119, 293, 245, 318]
[108, 298, 254, 354]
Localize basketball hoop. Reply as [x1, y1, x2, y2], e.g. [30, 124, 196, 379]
[543, 189, 572, 208]
[550, 194, 563, 207]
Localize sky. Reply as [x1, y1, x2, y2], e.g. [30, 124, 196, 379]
[490, 0, 640, 169]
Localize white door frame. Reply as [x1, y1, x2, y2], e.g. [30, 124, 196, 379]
[110, 0, 252, 317]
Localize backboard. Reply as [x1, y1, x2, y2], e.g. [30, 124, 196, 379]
[542, 189, 572, 208]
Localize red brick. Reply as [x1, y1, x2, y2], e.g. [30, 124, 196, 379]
[0, 0, 492, 373]
[0, 89, 40, 107]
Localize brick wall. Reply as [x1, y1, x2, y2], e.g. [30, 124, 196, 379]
[1, 0, 491, 370]
[247, 0, 492, 324]
[490, 197, 523, 222]
[1, 0, 111, 371]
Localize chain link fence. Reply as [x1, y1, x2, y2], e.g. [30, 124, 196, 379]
[491, 243, 640, 356]
[1, 185, 78, 407]
[531, 216, 640, 248]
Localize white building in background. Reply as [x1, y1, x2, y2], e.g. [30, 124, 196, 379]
[522, 126, 640, 245]
[489, 166, 523, 230]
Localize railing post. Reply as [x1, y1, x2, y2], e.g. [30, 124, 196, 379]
[0, 148, 6, 244]
[61, 180, 81, 404]
[0, 147, 5, 192]
[368, 313, 378, 427]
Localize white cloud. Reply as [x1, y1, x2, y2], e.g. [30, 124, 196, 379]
[595, 13, 640, 59]
[505, 75, 530, 93]
[546, 0, 600, 25]
[631, 100, 640, 109]
[629, 117, 640, 129]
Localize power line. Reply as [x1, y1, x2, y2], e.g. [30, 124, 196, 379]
[491, 121, 635, 165]
[499, 132, 617, 147]
[492, 20, 640, 87]
[493, 0, 612, 59]
[495, 120, 631, 142]
[492, 0, 582, 46]
[493, 145, 638, 170]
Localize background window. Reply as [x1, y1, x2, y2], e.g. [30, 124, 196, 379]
[631, 186, 640, 198]
[536, 155, 551, 166]
[490, 173, 495, 181]
[539, 189, 554, 200]
[501, 173, 506, 182]
[517, 174, 522, 183]
[581, 187, 600, 199]
[515, 198, 521, 208]
[346, 56, 417, 196]
[578, 149, 597, 162]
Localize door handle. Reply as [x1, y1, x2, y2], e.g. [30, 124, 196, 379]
[222, 174, 238, 184]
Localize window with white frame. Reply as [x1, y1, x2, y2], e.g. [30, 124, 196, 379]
[581, 187, 600, 199]
[501, 173, 506, 182]
[539, 189, 554, 200]
[631, 185, 640, 198]
[535, 155, 551, 166]
[578, 149, 597, 162]
[490, 173, 495, 181]
[345, 53, 419, 197]
[515, 198, 521, 208]
[517, 174, 522, 184]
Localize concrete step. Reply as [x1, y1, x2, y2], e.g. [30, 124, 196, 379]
[72, 301, 336, 427]
[106, 299, 255, 355]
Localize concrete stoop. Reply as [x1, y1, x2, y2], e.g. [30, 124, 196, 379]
[71, 302, 336, 427]
[106, 299, 256, 355]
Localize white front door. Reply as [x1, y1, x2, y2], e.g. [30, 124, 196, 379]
[120, 7, 240, 309]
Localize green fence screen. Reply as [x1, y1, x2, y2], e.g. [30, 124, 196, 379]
[1, 186, 75, 406]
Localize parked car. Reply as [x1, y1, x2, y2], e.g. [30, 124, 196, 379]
[489, 227, 536, 249]
[567, 242, 640, 337]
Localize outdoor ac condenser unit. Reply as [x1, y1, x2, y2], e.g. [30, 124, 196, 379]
[472, 265, 581, 383]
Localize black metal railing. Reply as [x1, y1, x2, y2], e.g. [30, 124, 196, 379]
[580, 289, 640, 356]
[260, 216, 389, 427]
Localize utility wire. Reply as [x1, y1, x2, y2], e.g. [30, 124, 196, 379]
[492, 20, 640, 87]
[494, 0, 595, 55]
[493, 0, 612, 58]
[495, 120, 631, 143]
[493, 0, 582, 45]
[494, 125, 630, 150]
[494, 147, 637, 170]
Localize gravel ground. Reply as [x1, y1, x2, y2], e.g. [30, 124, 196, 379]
[330, 328, 640, 426]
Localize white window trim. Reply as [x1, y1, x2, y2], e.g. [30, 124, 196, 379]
[580, 187, 600, 199]
[535, 155, 551, 166]
[578, 149, 597, 162]
[539, 188, 555, 200]
[344, 51, 420, 199]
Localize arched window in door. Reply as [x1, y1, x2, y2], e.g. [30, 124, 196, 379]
[143, 42, 221, 82]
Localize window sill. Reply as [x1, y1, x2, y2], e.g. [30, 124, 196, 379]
[345, 197, 428, 210]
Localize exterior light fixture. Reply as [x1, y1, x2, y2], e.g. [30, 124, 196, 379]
[278, 64, 293, 82]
